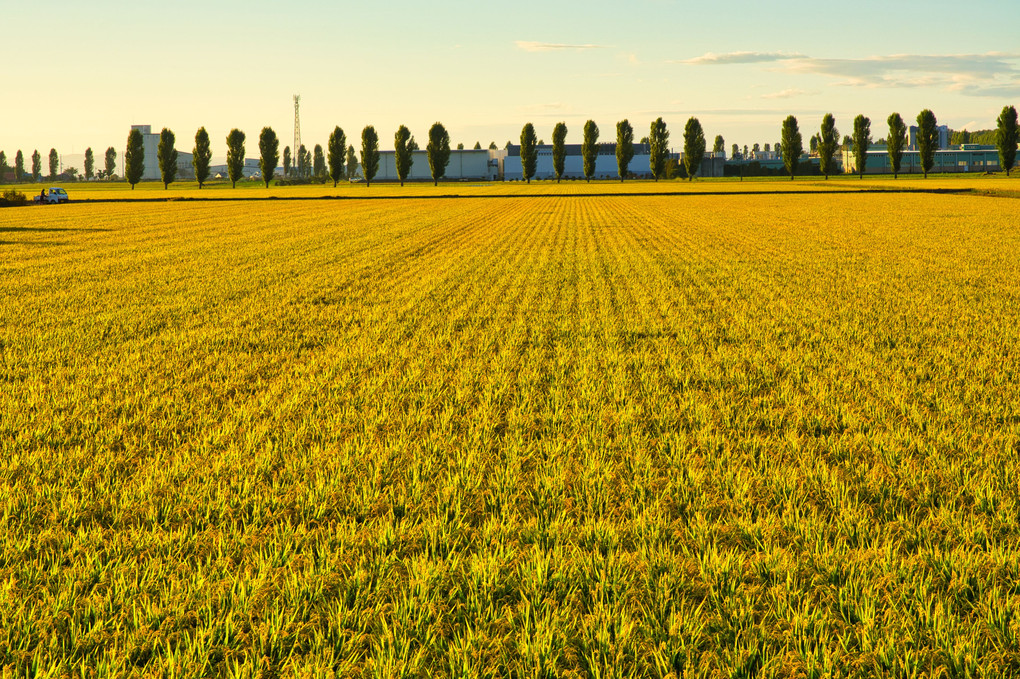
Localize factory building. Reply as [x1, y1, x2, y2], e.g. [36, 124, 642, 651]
[907, 125, 950, 151]
[368, 149, 499, 182]
[128, 125, 258, 181]
[841, 144, 1002, 175]
[127, 125, 163, 181]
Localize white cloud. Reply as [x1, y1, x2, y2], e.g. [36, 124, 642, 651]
[677, 51, 805, 65]
[681, 50, 1020, 97]
[517, 103, 571, 116]
[761, 88, 816, 99]
[780, 52, 1020, 95]
[515, 41, 607, 52]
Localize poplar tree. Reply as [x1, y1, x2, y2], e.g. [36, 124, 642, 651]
[297, 145, 309, 177]
[887, 113, 907, 178]
[157, 128, 178, 189]
[552, 122, 567, 182]
[48, 148, 58, 180]
[259, 127, 279, 188]
[817, 114, 839, 179]
[682, 117, 706, 181]
[124, 131, 144, 188]
[84, 148, 94, 180]
[713, 135, 725, 155]
[579, 120, 599, 182]
[31, 150, 41, 182]
[313, 144, 325, 179]
[426, 122, 451, 186]
[346, 144, 358, 180]
[361, 126, 380, 186]
[283, 146, 291, 177]
[104, 147, 116, 180]
[193, 127, 212, 189]
[394, 125, 413, 187]
[226, 128, 246, 188]
[781, 115, 803, 180]
[0, 151, 6, 178]
[916, 109, 938, 178]
[648, 117, 669, 181]
[996, 105, 1018, 176]
[327, 126, 347, 187]
[520, 123, 538, 183]
[15, 150, 24, 182]
[852, 115, 871, 178]
[616, 119, 634, 181]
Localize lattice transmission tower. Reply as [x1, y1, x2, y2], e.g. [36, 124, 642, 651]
[293, 95, 302, 172]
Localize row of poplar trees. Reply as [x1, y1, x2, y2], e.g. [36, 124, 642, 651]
[777, 105, 1018, 180]
[0, 147, 118, 183]
[516, 117, 705, 183]
[123, 126, 266, 190]
[516, 105, 1019, 182]
[120, 123, 456, 189]
[12, 107, 1013, 189]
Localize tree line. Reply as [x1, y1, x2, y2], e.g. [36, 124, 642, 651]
[113, 122, 457, 189]
[3, 106, 1016, 187]
[515, 106, 1017, 182]
[0, 146, 117, 183]
[518, 117, 706, 183]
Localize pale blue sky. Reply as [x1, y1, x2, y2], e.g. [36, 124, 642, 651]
[4, 0, 1018, 168]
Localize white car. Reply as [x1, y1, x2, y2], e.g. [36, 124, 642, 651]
[34, 188, 69, 204]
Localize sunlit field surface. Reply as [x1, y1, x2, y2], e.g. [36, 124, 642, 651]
[2, 190, 1019, 676]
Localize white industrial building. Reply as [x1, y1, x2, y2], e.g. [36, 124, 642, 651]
[367, 149, 499, 182]
[907, 125, 950, 151]
[208, 159, 262, 180]
[128, 125, 259, 181]
[128, 125, 163, 181]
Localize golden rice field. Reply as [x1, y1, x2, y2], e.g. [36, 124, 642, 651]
[2, 185, 1020, 677]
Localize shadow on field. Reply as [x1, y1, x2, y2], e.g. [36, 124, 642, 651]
[0, 240, 69, 246]
[72, 187, 977, 204]
[0, 226, 112, 233]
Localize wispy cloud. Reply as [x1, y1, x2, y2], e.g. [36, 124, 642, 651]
[955, 83, 1020, 98]
[679, 50, 1020, 97]
[515, 41, 607, 52]
[781, 52, 1020, 89]
[761, 88, 816, 99]
[517, 103, 571, 116]
[677, 51, 805, 65]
